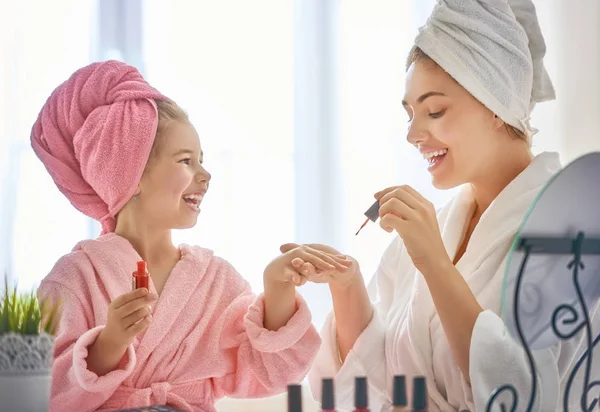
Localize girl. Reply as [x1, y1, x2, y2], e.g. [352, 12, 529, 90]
[32, 60, 347, 412]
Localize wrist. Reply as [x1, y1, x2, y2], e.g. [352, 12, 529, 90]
[329, 271, 363, 294]
[95, 328, 128, 355]
[264, 276, 295, 293]
[418, 256, 454, 278]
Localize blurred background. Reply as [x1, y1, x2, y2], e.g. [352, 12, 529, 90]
[1, 0, 599, 410]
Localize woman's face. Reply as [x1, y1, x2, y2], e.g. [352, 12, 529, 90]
[403, 58, 509, 189]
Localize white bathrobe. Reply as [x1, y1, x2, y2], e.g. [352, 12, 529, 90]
[309, 152, 596, 412]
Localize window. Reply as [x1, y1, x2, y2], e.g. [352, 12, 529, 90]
[1, 0, 97, 292]
[142, 0, 295, 296]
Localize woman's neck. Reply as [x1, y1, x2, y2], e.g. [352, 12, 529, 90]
[470, 144, 534, 216]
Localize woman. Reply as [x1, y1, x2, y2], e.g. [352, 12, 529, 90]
[285, 0, 595, 411]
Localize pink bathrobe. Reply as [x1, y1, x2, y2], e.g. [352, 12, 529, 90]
[38, 233, 321, 412]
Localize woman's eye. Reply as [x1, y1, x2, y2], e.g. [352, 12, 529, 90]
[429, 110, 445, 119]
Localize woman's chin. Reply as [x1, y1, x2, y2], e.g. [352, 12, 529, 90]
[431, 174, 461, 190]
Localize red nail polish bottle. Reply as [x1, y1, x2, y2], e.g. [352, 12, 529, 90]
[133, 261, 149, 290]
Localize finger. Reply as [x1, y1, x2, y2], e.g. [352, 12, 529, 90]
[126, 315, 152, 336]
[297, 249, 338, 271]
[296, 243, 340, 255]
[303, 247, 347, 269]
[378, 197, 416, 221]
[331, 254, 353, 267]
[400, 184, 430, 205]
[297, 277, 308, 287]
[280, 243, 300, 253]
[380, 213, 406, 233]
[112, 288, 149, 309]
[379, 186, 421, 210]
[300, 261, 318, 277]
[117, 294, 157, 318]
[123, 305, 152, 329]
[291, 257, 305, 269]
[374, 186, 399, 200]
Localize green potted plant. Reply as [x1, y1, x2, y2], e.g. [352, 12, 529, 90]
[0, 276, 61, 412]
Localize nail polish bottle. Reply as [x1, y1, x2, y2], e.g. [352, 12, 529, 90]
[391, 375, 408, 412]
[132, 261, 149, 290]
[411, 376, 427, 412]
[288, 384, 303, 412]
[321, 378, 336, 412]
[354, 376, 369, 412]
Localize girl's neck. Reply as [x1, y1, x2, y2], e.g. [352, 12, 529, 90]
[114, 219, 179, 266]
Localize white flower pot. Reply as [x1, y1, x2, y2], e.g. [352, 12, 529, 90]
[0, 332, 54, 412]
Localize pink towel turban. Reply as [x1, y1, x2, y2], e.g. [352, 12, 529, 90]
[31, 60, 166, 234]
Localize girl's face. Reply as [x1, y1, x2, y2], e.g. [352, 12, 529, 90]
[135, 121, 211, 230]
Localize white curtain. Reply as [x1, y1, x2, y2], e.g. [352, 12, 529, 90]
[1, 0, 596, 330]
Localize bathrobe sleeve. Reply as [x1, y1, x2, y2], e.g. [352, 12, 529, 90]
[466, 309, 595, 412]
[211, 259, 321, 399]
[308, 236, 408, 412]
[38, 256, 136, 412]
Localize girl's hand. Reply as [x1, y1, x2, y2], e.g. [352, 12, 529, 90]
[100, 288, 157, 350]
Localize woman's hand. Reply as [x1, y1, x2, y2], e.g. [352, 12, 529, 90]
[376, 185, 452, 274]
[279, 243, 358, 289]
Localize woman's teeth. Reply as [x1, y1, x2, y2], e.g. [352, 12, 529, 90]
[423, 149, 448, 166]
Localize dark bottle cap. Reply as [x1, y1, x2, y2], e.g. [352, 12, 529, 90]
[288, 384, 303, 412]
[354, 376, 368, 408]
[412, 376, 427, 410]
[364, 200, 380, 222]
[392, 375, 407, 406]
[321, 378, 335, 410]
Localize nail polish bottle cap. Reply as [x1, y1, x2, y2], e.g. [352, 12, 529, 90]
[364, 200, 380, 222]
[412, 376, 427, 410]
[393, 375, 407, 406]
[354, 376, 368, 408]
[137, 261, 147, 275]
[288, 384, 302, 412]
[322, 379, 335, 410]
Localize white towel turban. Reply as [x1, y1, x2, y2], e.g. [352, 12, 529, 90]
[413, 0, 555, 139]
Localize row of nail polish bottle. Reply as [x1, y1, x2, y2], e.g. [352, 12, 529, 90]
[287, 375, 428, 412]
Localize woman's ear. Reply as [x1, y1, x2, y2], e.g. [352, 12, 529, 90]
[491, 113, 505, 131]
